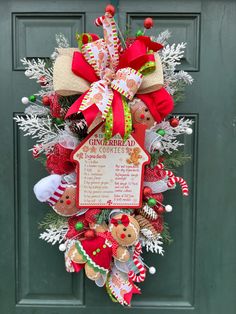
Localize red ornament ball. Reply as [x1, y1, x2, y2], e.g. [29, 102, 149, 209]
[42, 96, 50, 106]
[84, 229, 96, 239]
[143, 186, 153, 197]
[105, 4, 115, 16]
[158, 156, 165, 163]
[170, 117, 179, 127]
[144, 17, 154, 29]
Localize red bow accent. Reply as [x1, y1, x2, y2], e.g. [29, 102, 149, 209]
[65, 14, 163, 140]
[110, 214, 130, 227]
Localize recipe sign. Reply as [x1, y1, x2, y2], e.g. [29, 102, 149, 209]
[72, 124, 150, 208]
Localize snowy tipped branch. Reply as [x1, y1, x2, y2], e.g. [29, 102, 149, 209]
[39, 226, 68, 245]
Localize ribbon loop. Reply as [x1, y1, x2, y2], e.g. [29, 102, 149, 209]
[111, 68, 142, 100]
[82, 39, 110, 79]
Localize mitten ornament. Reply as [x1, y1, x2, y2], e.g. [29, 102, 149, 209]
[33, 174, 79, 216]
[130, 88, 174, 128]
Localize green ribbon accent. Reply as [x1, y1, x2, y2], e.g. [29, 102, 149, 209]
[139, 61, 156, 76]
[104, 96, 132, 141]
[105, 275, 119, 303]
[123, 97, 132, 142]
[104, 106, 114, 141]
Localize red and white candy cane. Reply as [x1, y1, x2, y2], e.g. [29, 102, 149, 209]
[128, 242, 146, 283]
[167, 176, 189, 196]
[94, 15, 105, 26]
[156, 163, 175, 178]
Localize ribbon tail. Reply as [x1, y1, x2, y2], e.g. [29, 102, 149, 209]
[65, 92, 88, 118]
[102, 13, 119, 69]
[65, 91, 100, 129]
[105, 91, 132, 141]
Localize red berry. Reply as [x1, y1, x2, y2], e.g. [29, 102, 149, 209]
[144, 17, 154, 29]
[156, 206, 165, 214]
[39, 75, 47, 86]
[32, 145, 40, 159]
[84, 229, 95, 239]
[105, 4, 116, 16]
[170, 117, 179, 128]
[42, 96, 50, 106]
[158, 156, 165, 163]
[143, 186, 153, 197]
[150, 193, 164, 203]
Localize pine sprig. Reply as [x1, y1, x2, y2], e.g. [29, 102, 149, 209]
[58, 95, 80, 109]
[96, 210, 111, 224]
[35, 156, 47, 167]
[38, 211, 68, 230]
[161, 222, 173, 245]
[163, 150, 191, 170]
[150, 151, 160, 168]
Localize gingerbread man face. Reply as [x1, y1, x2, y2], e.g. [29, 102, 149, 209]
[109, 214, 140, 246]
[53, 186, 78, 216]
[130, 98, 155, 128]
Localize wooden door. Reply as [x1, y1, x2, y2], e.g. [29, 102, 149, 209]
[0, 0, 235, 313]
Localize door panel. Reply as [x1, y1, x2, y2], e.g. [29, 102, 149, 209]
[0, 0, 235, 313]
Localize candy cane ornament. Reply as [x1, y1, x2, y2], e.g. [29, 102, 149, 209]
[167, 176, 189, 196]
[155, 163, 175, 178]
[128, 242, 146, 283]
[94, 15, 105, 27]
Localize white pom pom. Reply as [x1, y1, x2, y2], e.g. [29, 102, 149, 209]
[21, 97, 29, 105]
[186, 127, 193, 135]
[165, 204, 173, 212]
[149, 266, 156, 274]
[153, 141, 162, 150]
[59, 243, 66, 251]
[24, 70, 32, 77]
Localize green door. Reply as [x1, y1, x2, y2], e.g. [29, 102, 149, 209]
[1, 0, 235, 313]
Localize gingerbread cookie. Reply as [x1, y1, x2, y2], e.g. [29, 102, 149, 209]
[33, 174, 79, 216]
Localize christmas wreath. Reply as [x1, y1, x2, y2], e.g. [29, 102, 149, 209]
[15, 4, 194, 306]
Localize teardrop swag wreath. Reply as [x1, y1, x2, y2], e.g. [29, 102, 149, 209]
[14, 4, 194, 306]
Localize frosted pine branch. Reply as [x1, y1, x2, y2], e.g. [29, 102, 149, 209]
[51, 33, 70, 60]
[14, 115, 60, 147]
[140, 235, 164, 255]
[145, 118, 194, 154]
[39, 226, 68, 245]
[152, 29, 171, 46]
[158, 41, 193, 96]
[21, 58, 54, 96]
[141, 228, 156, 239]
[161, 43, 186, 71]
[56, 33, 70, 48]
[25, 104, 50, 116]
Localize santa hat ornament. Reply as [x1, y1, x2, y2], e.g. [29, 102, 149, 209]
[33, 174, 67, 206]
[137, 87, 174, 123]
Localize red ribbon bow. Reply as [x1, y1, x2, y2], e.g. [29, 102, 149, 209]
[110, 214, 130, 227]
[65, 13, 163, 140]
